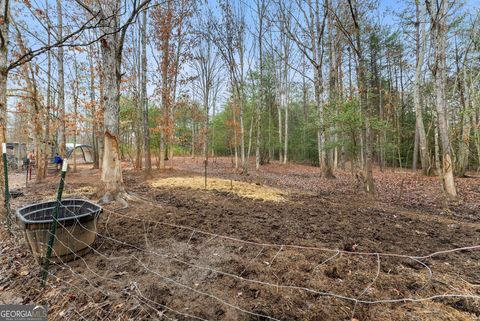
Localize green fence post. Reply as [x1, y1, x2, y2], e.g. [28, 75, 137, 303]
[2, 143, 11, 232]
[40, 159, 68, 287]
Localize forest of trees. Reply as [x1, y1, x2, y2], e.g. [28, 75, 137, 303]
[0, 0, 479, 205]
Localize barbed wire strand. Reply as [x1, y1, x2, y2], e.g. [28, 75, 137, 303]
[103, 206, 480, 260]
[51, 215, 203, 321]
[51, 203, 275, 320]
[2, 239, 98, 320]
[54, 201, 480, 306]
[352, 253, 381, 318]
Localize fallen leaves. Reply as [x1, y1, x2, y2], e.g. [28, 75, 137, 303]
[19, 269, 29, 276]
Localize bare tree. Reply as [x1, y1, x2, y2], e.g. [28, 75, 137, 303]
[414, 0, 430, 175]
[255, 0, 264, 170]
[72, 53, 80, 173]
[192, 39, 221, 186]
[140, 8, 151, 174]
[427, 0, 457, 198]
[279, 0, 332, 177]
[331, 0, 375, 193]
[57, 0, 66, 158]
[208, 2, 248, 173]
[12, 22, 46, 182]
[78, 0, 152, 202]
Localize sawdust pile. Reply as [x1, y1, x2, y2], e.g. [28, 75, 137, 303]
[150, 176, 286, 202]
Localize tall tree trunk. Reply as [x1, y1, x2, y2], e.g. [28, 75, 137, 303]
[308, 0, 331, 177]
[327, 0, 336, 170]
[72, 56, 79, 173]
[430, 0, 457, 198]
[232, 103, 238, 168]
[413, 126, 419, 171]
[100, 0, 125, 200]
[302, 57, 307, 160]
[88, 45, 99, 169]
[255, 0, 264, 170]
[211, 82, 219, 159]
[134, 27, 142, 170]
[434, 112, 441, 171]
[98, 61, 105, 170]
[247, 114, 253, 157]
[57, 0, 66, 158]
[351, 0, 374, 193]
[141, 9, 151, 174]
[14, 24, 46, 182]
[278, 93, 283, 163]
[283, 25, 289, 165]
[29, 70, 45, 183]
[44, 0, 51, 178]
[413, 0, 430, 174]
[239, 93, 246, 173]
[0, 0, 7, 217]
[203, 86, 209, 185]
[454, 40, 470, 177]
[379, 53, 386, 171]
[159, 7, 171, 170]
[239, 45, 247, 173]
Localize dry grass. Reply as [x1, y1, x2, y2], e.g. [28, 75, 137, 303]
[63, 186, 97, 198]
[150, 176, 287, 202]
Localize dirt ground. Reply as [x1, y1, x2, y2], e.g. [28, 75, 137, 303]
[1, 157, 479, 320]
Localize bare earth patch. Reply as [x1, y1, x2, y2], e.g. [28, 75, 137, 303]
[150, 175, 287, 202]
[1, 160, 479, 320]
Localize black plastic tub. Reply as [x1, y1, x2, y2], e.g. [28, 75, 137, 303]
[16, 199, 103, 263]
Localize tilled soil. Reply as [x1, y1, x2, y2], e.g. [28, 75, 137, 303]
[1, 160, 479, 320]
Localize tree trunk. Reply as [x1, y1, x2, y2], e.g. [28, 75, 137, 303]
[141, 10, 151, 173]
[14, 23, 46, 182]
[413, 126, 419, 171]
[239, 94, 246, 173]
[98, 62, 105, 170]
[88, 45, 99, 169]
[247, 114, 253, 157]
[190, 116, 195, 159]
[283, 25, 289, 165]
[256, 0, 263, 170]
[100, 0, 125, 200]
[278, 97, 283, 163]
[454, 40, 470, 177]
[29, 70, 45, 183]
[414, 0, 430, 175]
[302, 57, 307, 160]
[160, 9, 171, 170]
[72, 57, 79, 173]
[310, 0, 332, 177]
[57, 0, 66, 158]
[44, 0, 51, 178]
[238, 53, 247, 173]
[134, 26, 142, 170]
[232, 104, 238, 168]
[430, 0, 457, 198]
[327, 0, 336, 170]
[0, 0, 7, 217]
[351, 0, 374, 193]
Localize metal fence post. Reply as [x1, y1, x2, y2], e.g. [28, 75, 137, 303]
[40, 159, 68, 287]
[2, 143, 11, 232]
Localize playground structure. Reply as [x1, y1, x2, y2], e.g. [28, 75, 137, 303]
[66, 144, 94, 164]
